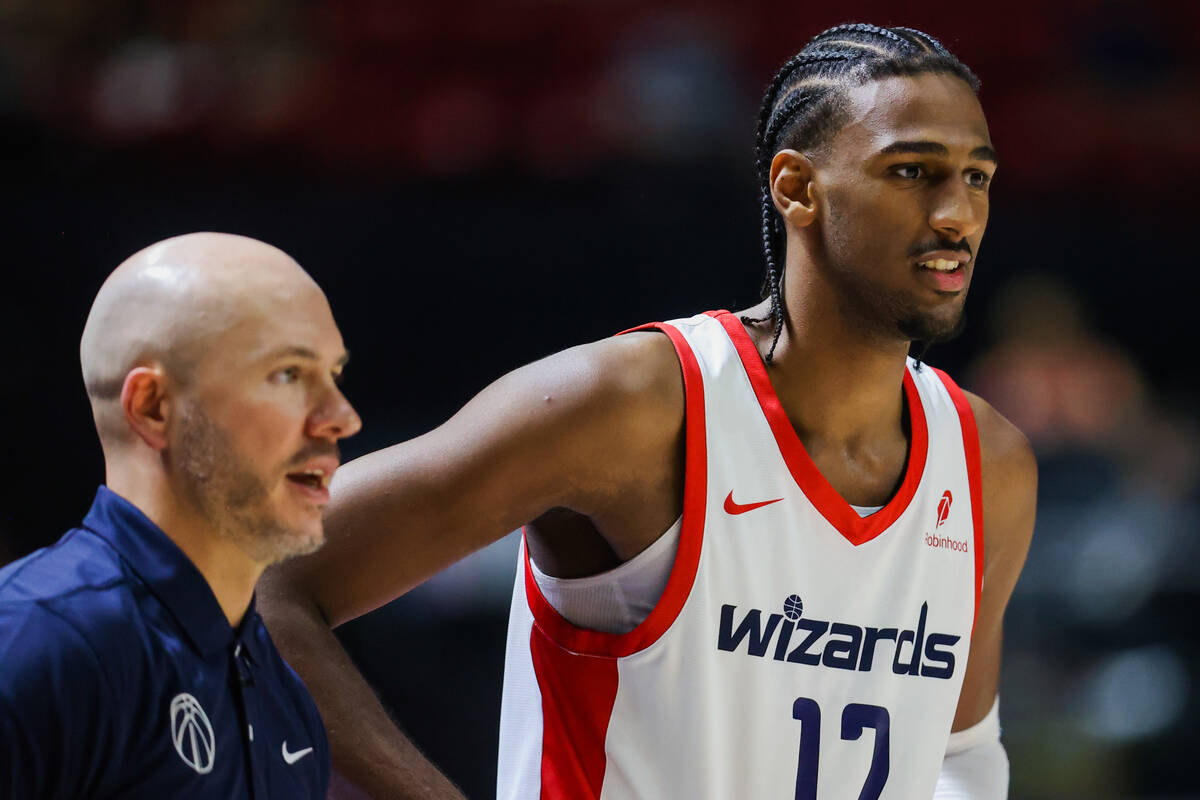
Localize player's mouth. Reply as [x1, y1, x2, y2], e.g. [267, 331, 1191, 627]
[914, 251, 970, 292]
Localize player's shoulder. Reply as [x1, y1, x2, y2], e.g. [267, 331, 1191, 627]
[962, 390, 1037, 487]
[508, 323, 686, 430]
[561, 324, 683, 393]
[962, 390, 1037, 557]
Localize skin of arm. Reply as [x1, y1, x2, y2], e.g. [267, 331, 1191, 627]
[259, 330, 1026, 795]
[257, 331, 685, 799]
[949, 392, 1038, 733]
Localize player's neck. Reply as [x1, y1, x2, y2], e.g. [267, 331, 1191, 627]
[770, 336, 908, 445]
[106, 462, 262, 627]
[747, 280, 912, 445]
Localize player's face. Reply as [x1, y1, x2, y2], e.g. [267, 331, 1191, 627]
[811, 72, 995, 343]
[171, 284, 361, 566]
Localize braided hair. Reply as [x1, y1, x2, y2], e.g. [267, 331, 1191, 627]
[747, 23, 980, 363]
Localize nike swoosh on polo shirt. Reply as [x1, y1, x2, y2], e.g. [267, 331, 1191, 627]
[281, 741, 314, 765]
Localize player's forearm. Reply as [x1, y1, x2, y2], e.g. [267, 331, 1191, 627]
[258, 583, 466, 800]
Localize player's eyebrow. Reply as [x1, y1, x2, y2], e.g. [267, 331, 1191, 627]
[265, 345, 350, 367]
[878, 140, 999, 165]
[969, 145, 998, 165]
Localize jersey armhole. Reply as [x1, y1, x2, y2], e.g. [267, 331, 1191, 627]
[931, 368, 985, 635]
[521, 320, 709, 658]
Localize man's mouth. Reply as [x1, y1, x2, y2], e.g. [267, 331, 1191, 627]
[283, 453, 340, 493]
[917, 258, 962, 272]
[286, 469, 330, 490]
[913, 251, 969, 292]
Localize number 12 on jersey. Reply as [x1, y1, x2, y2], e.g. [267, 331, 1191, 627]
[793, 698, 889, 800]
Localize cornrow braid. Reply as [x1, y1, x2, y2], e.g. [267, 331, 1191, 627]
[893, 27, 954, 56]
[745, 23, 980, 364]
[812, 22, 908, 46]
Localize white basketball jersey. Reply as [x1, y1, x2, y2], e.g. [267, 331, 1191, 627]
[498, 311, 983, 800]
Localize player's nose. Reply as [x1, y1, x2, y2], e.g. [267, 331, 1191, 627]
[929, 180, 983, 241]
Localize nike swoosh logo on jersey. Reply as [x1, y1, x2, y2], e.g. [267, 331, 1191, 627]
[281, 741, 314, 765]
[724, 491, 783, 515]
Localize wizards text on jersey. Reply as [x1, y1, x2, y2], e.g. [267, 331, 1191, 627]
[716, 595, 960, 679]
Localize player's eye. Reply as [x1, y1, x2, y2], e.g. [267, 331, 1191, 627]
[894, 164, 924, 180]
[965, 170, 991, 189]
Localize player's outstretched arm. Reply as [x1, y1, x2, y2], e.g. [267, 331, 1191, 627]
[258, 331, 684, 799]
[935, 392, 1037, 798]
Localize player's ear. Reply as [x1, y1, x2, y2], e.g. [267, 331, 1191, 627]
[120, 366, 171, 451]
[770, 149, 818, 229]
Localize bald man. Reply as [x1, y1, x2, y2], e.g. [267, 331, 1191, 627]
[0, 233, 361, 799]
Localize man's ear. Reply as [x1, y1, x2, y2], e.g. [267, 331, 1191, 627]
[120, 367, 171, 451]
[769, 149, 818, 229]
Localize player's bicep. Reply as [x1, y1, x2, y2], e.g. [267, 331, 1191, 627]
[952, 394, 1037, 731]
[295, 332, 681, 624]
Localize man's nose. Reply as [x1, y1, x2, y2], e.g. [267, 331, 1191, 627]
[929, 179, 983, 241]
[309, 387, 362, 441]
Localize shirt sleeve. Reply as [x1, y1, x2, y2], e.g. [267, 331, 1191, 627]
[0, 603, 118, 799]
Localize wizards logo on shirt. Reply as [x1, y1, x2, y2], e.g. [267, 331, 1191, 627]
[715, 594, 960, 680]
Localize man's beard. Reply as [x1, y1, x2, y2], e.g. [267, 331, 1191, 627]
[173, 403, 323, 565]
[830, 260, 968, 347]
[897, 305, 968, 345]
[819, 211, 971, 347]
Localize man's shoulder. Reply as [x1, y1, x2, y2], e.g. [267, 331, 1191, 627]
[504, 324, 687, 435]
[555, 323, 684, 386]
[0, 591, 118, 710]
[961, 390, 1038, 562]
[0, 527, 141, 634]
[0, 527, 128, 600]
[1, 530, 148, 689]
[0, 537, 171, 799]
[961, 391, 1037, 485]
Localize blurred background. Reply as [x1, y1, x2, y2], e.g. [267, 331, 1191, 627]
[2, 0, 1198, 797]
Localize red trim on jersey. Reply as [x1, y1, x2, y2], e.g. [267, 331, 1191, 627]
[530, 624, 620, 799]
[713, 311, 929, 547]
[522, 320, 708, 658]
[932, 368, 985, 633]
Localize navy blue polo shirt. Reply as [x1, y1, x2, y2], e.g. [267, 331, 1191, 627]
[0, 487, 330, 799]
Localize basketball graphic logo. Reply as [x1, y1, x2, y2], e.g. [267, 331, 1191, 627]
[783, 594, 804, 620]
[170, 692, 215, 775]
[936, 490, 953, 529]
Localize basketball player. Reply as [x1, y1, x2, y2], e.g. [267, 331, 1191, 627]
[0, 233, 361, 798]
[260, 24, 1034, 799]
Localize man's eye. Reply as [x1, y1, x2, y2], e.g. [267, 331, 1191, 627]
[271, 366, 301, 384]
[894, 165, 923, 179]
[966, 170, 991, 188]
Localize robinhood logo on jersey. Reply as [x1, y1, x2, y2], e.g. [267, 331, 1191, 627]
[716, 594, 960, 680]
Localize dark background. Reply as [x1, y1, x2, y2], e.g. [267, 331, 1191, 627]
[2, 1, 1198, 798]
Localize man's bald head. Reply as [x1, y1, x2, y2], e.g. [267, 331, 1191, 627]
[81, 232, 325, 448]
